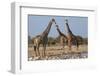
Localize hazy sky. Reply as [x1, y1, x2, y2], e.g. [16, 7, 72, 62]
[28, 15, 88, 38]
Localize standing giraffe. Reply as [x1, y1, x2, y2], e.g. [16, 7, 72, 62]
[65, 19, 79, 50]
[56, 25, 67, 49]
[33, 18, 56, 58]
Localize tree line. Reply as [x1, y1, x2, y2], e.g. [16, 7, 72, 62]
[28, 35, 88, 46]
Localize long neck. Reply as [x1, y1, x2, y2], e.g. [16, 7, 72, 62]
[66, 23, 72, 34]
[57, 27, 66, 38]
[42, 20, 53, 37]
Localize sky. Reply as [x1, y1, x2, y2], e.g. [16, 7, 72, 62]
[28, 15, 88, 38]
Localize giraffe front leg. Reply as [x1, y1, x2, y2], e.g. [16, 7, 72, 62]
[42, 44, 45, 59]
[34, 46, 37, 57]
[43, 44, 46, 57]
[37, 44, 40, 56]
[42, 44, 47, 60]
[37, 45, 40, 58]
[68, 40, 71, 51]
[44, 44, 49, 60]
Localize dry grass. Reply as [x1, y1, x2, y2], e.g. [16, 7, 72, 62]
[28, 45, 88, 61]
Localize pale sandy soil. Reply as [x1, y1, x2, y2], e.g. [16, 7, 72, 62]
[28, 45, 88, 61]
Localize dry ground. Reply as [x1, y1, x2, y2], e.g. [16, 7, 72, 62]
[28, 45, 88, 61]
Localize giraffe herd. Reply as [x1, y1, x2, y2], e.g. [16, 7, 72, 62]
[32, 18, 79, 59]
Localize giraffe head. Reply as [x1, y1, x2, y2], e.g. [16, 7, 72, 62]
[51, 18, 56, 24]
[65, 19, 68, 23]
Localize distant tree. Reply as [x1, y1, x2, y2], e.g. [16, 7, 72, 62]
[48, 37, 56, 46]
[75, 36, 88, 45]
[55, 35, 61, 43]
[76, 36, 83, 45]
[83, 38, 88, 44]
[28, 36, 32, 44]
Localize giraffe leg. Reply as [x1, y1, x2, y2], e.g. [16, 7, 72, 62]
[34, 46, 37, 57]
[74, 38, 79, 51]
[68, 40, 71, 51]
[37, 45, 40, 57]
[43, 44, 46, 57]
[42, 44, 45, 58]
[62, 41, 64, 50]
[62, 39, 65, 50]
[76, 40, 79, 51]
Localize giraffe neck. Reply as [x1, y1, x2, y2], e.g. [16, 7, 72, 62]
[41, 20, 53, 37]
[66, 23, 73, 34]
[57, 27, 66, 38]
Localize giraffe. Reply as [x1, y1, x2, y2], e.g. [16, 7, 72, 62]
[56, 25, 67, 49]
[33, 18, 56, 58]
[65, 19, 79, 50]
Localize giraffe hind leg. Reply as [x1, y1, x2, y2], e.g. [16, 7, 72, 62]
[75, 39, 79, 51]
